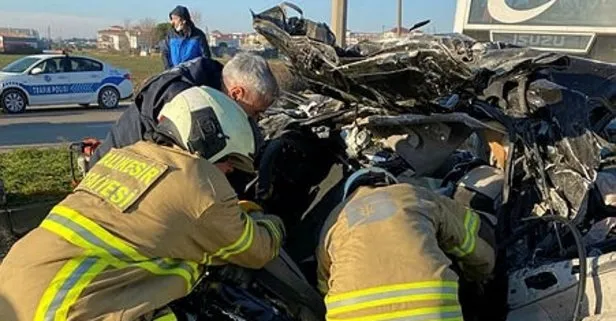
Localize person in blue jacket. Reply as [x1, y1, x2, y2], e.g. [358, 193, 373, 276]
[162, 5, 212, 69]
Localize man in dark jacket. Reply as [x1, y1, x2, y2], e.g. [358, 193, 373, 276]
[89, 57, 223, 166]
[89, 53, 278, 173]
[162, 5, 212, 69]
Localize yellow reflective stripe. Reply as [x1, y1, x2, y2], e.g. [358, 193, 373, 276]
[54, 259, 107, 320]
[35, 258, 83, 321]
[328, 293, 458, 316]
[326, 281, 459, 317]
[41, 217, 195, 290]
[221, 220, 254, 260]
[259, 220, 281, 242]
[42, 206, 199, 291]
[327, 305, 462, 321]
[55, 206, 200, 282]
[52, 206, 145, 261]
[34, 256, 108, 321]
[206, 213, 255, 264]
[325, 281, 458, 303]
[256, 219, 283, 258]
[447, 210, 480, 258]
[154, 313, 178, 321]
[201, 252, 210, 264]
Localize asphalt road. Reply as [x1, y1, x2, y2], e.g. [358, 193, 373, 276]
[0, 104, 129, 149]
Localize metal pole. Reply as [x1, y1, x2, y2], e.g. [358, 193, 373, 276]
[397, 0, 403, 37]
[331, 0, 348, 47]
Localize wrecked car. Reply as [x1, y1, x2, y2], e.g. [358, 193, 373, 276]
[243, 2, 616, 321]
[6, 2, 616, 321]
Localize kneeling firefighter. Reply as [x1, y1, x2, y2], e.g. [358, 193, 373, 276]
[0, 86, 285, 321]
[316, 167, 497, 321]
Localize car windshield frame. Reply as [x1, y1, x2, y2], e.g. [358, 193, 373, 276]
[1, 56, 42, 73]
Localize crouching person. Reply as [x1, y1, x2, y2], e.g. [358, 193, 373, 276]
[0, 86, 285, 321]
[316, 168, 496, 321]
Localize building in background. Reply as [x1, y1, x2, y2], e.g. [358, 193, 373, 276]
[346, 30, 382, 45]
[0, 28, 41, 54]
[208, 30, 242, 48]
[97, 26, 147, 52]
[382, 27, 410, 39]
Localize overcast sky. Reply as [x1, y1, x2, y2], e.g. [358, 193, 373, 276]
[0, 0, 457, 39]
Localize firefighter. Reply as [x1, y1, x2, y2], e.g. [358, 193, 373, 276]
[89, 53, 279, 168]
[0, 86, 285, 321]
[316, 167, 496, 321]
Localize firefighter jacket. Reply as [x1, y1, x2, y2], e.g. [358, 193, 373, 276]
[0, 141, 284, 321]
[316, 183, 496, 321]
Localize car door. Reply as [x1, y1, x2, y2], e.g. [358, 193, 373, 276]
[67, 57, 104, 104]
[24, 57, 72, 105]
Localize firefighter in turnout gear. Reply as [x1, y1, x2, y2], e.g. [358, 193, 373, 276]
[316, 168, 496, 321]
[0, 86, 285, 321]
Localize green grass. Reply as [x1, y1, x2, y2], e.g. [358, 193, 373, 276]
[0, 148, 74, 206]
[87, 51, 164, 89]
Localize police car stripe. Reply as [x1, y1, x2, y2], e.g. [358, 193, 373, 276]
[8, 76, 126, 96]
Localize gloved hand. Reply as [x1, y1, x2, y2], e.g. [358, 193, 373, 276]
[250, 212, 287, 244]
[238, 200, 264, 214]
[239, 200, 286, 244]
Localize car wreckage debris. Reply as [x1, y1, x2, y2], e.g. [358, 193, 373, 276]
[246, 2, 616, 320]
[8, 3, 616, 321]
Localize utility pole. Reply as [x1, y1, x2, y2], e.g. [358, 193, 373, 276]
[331, 0, 348, 47]
[397, 0, 403, 37]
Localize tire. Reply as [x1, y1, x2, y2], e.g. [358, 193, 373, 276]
[98, 86, 120, 109]
[1, 89, 27, 114]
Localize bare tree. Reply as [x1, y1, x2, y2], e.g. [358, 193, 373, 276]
[138, 18, 158, 49]
[115, 18, 132, 52]
[190, 10, 202, 28]
[123, 18, 132, 30]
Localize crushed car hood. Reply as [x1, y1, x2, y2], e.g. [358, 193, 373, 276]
[253, 4, 616, 114]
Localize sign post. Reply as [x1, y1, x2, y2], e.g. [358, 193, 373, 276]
[331, 0, 348, 47]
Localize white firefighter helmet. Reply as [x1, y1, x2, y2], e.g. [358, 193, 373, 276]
[157, 86, 256, 172]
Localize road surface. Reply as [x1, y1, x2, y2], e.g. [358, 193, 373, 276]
[0, 104, 128, 149]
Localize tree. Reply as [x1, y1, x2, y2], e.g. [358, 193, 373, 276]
[190, 10, 202, 28]
[155, 22, 172, 44]
[120, 18, 132, 52]
[138, 18, 158, 49]
[123, 18, 132, 30]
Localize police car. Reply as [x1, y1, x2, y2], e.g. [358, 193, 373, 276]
[0, 51, 134, 113]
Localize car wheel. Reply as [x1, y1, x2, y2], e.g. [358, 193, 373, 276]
[98, 87, 120, 109]
[1, 89, 27, 114]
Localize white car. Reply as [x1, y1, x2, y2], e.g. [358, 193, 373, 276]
[0, 53, 134, 113]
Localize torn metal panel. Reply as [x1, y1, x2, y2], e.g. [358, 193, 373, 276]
[508, 253, 616, 321]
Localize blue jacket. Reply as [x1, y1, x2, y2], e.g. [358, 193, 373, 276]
[161, 25, 211, 69]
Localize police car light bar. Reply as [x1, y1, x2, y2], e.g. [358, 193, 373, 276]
[42, 49, 72, 55]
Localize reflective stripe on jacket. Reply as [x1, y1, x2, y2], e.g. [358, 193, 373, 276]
[0, 141, 283, 321]
[316, 183, 496, 321]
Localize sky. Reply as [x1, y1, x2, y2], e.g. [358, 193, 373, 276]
[0, 0, 458, 39]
